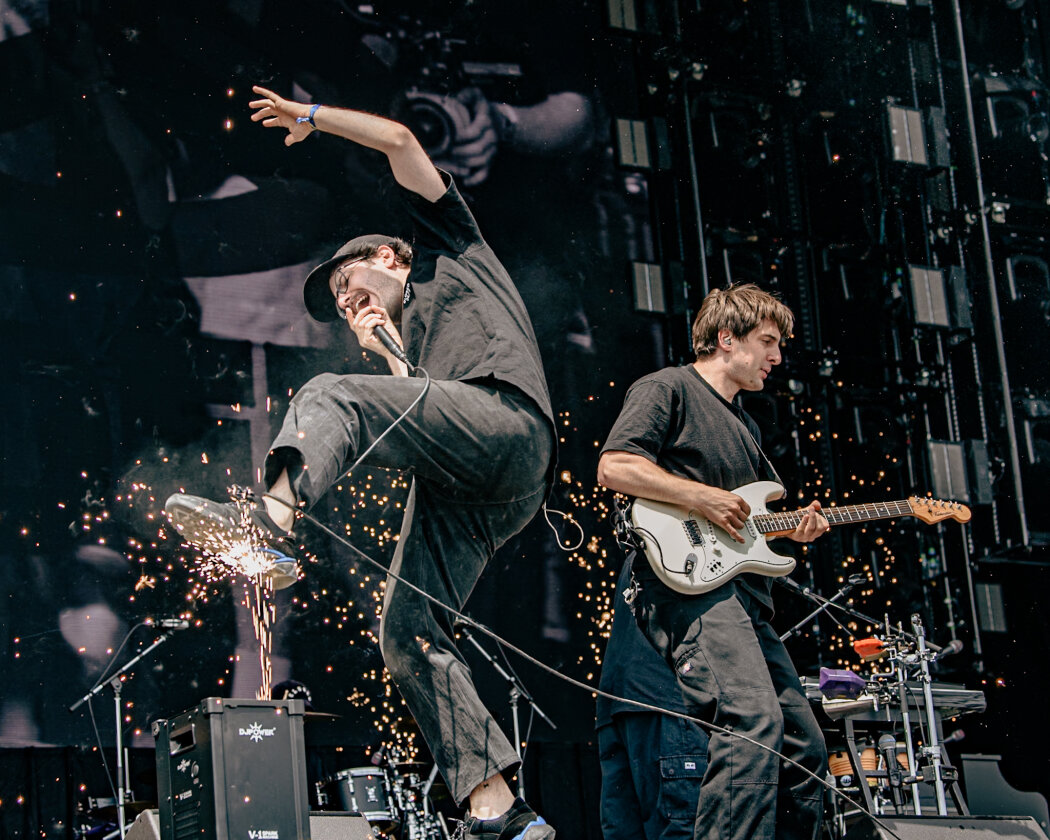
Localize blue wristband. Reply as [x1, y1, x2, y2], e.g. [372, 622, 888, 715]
[296, 103, 321, 128]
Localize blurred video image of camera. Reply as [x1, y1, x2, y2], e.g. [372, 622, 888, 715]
[356, 4, 530, 156]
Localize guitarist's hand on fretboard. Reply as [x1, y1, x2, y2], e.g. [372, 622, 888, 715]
[785, 500, 831, 544]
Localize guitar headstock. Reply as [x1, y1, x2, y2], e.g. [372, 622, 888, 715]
[907, 496, 972, 525]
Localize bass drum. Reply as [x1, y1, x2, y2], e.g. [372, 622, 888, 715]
[318, 767, 400, 831]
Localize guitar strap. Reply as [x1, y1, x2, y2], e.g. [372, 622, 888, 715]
[739, 415, 783, 487]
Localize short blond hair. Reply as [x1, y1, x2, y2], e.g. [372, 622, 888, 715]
[691, 283, 794, 358]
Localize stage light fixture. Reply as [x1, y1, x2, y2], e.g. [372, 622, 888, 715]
[1021, 398, 1050, 467]
[883, 103, 950, 169]
[608, 0, 638, 31]
[975, 583, 1008, 633]
[907, 265, 972, 330]
[982, 75, 1050, 144]
[927, 439, 971, 503]
[1004, 253, 1050, 302]
[631, 262, 666, 313]
[616, 118, 651, 168]
[886, 103, 928, 165]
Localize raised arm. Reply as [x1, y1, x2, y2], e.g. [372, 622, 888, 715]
[249, 86, 447, 202]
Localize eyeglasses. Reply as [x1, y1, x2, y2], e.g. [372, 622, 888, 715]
[331, 257, 369, 299]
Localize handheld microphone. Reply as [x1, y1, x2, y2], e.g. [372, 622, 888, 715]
[350, 300, 413, 369]
[148, 617, 190, 630]
[373, 324, 413, 368]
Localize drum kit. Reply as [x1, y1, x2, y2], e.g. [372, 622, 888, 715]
[315, 747, 451, 840]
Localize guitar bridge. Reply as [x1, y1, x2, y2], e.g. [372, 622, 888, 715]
[683, 519, 705, 547]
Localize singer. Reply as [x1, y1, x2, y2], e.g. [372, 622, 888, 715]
[597, 284, 830, 840]
[166, 88, 556, 840]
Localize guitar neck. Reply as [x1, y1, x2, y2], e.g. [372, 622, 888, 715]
[755, 500, 916, 536]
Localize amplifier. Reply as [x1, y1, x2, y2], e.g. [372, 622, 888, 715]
[843, 816, 1050, 840]
[127, 810, 374, 840]
[152, 698, 311, 840]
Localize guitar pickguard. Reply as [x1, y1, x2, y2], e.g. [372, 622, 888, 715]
[631, 482, 796, 595]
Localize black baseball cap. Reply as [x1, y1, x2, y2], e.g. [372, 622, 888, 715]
[303, 233, 397, 322]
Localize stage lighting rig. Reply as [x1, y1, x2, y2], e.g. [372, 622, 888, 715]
[975, 74, 1050, 205]
[983, 75, 1050, 145]
[635, 45, 706, 105]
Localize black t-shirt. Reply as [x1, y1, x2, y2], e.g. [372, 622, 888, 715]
[600, 364, 776, 608]
[396, 172, 555, 442]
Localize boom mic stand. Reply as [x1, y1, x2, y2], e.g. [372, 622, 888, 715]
[69, 627, 181, 838]
[776, 576, 954, 657]
[778, 574, 868, 642]
[455, 621, 557, 799]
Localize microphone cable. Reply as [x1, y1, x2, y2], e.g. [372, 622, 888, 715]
[263, 489, 907, 840]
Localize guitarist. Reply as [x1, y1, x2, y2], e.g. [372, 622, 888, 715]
[597, 283, 830, 840]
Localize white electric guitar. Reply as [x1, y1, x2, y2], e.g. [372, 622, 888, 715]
[630, 480, 972, 595]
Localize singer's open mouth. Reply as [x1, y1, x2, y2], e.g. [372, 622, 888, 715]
[349, 292, 370, 315]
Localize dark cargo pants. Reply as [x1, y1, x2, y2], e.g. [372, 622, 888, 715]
[265, 372, 553, 804]
[633, 578, 827, 840]
[598, 711, 709, 840]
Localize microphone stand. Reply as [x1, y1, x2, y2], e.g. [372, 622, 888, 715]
[456, 624, 556, 799]
[777, 576, 950, 655]
[777, 575, 961, 815]
[69, 629, 179, 838]
[911, 613, 950, 815]
[778, 575, 865, 642]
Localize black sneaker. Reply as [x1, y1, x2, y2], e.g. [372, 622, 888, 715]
[164, 493, 301, 589]
[453, 799, 555, 840]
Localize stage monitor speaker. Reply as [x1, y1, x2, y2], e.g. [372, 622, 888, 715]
[127, 810, 161, 840]
[843, 815, 1050, 840]
[308, 813, 375, 840]
[152, 697, 311, 840]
